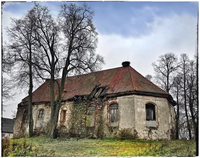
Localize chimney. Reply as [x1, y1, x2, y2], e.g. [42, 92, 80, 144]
[122, 61, 130, 67]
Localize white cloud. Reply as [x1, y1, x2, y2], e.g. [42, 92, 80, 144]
[2, 11, 21, 43]
[96, 13, 197, 76]
[2, 4, 197, 118]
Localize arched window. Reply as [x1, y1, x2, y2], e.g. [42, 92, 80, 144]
[146, 103, 156, 121]
[109, 103, 119, 124]
[38, 109, 44, 119]
[60, 110, 67, 122]
[86, 104, 96, 127]
[23, 110, 28, 123]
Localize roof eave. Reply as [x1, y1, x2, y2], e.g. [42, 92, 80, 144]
[105, 90, 176, 106]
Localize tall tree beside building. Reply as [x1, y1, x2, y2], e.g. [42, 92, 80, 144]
[48, 3, 104, 138]
[4, 9, 39, 137]
[28, 3, 61, 136]
[4, 2, 104, 139]
[152, 53, 178, 93]
[179, 54, 192, 140]
[19, 3, 104, 138]
[186, 60, 197, 140]
[172, 75, 182, 139]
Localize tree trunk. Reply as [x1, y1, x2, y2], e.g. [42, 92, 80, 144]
[175, 85, 179, 139]
[188, 90, 197, 141]
[183, 66, 192, 139]
[28, 50, 33, 137]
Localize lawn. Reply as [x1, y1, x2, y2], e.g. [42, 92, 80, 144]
[3, 135, 197, 157]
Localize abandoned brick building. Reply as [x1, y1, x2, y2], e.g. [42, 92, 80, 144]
[13, 61, 176, 140]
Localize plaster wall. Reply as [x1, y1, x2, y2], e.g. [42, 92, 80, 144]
[117, 96, 135, 132]
[133, 95, 175, 140]
[32, 103, 51, 133]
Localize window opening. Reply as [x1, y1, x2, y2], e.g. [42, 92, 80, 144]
[87, 104, 96, 115]
[86, 104, 96, 127]
[109, 103, 119, 123]
[61, 110, 67, 122]
[38, 109, 44, 119]
[146, 103, 156, 121]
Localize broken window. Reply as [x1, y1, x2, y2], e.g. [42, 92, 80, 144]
[23, 110, 28, 123]
[60, 110, 67, 122]
[109, 103, 119, 126]
[86, 104, 96, 127]
[38, 109, 44, 119]
[146, 103, 156, 121]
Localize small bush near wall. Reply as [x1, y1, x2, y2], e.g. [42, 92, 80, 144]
[117, 129, 136, 140]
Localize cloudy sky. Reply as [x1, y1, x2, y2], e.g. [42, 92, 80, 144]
[2, 1, 199, 118]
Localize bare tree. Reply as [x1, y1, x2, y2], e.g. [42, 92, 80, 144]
[152, 53, 178, 93]
[25, 3, 104, 138]
[4, 8, 40, 137]
[47, 3, 104, 138]
[179, 54, 192, 139]
[172, 75, 182, 139]
[186, 60, 197, 140]
[29, 3, 61, 136]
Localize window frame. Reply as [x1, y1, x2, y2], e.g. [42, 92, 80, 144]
[146, 103, 156, 121]
[38, 109, 45, 119]
[109, 103, 119, 127]
[145, 103, 157, 128]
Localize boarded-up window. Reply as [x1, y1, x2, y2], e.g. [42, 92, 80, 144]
[109, 103, 119, 126]
[38, 109, 44, 119]
[146, 103, 155, 121]
[86, 104, 96, 127]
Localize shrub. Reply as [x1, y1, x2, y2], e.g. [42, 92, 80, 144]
[117, 129, 136, 140]
[2, 138, 37, 157]
[2, 138, 10, 156]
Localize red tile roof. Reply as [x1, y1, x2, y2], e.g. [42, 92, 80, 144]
[21, 66, 171, 105]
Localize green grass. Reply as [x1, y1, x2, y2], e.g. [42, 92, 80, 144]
[5, 135, 197, 157]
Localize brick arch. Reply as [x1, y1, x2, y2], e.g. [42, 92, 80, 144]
[145, 101, 157, 107]
[107, 101, 118, 107]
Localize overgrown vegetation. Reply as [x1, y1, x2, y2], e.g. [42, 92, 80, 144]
[117, 129, 136, 140]
[2, 135, 196, 157]
[2, 138, 37, 157]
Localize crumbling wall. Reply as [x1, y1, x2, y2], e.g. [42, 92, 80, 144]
[13, 106, 28, 138]
[133, 95, 175, 140]
[57, 101, 74, 135]
[32, 103, 51, 134]
[14, 94, 175, 140]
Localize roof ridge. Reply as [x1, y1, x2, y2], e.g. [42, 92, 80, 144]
[129, 66, 169, 95]
[128, 66, 135, 91]
[56, 66, 122, 81]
